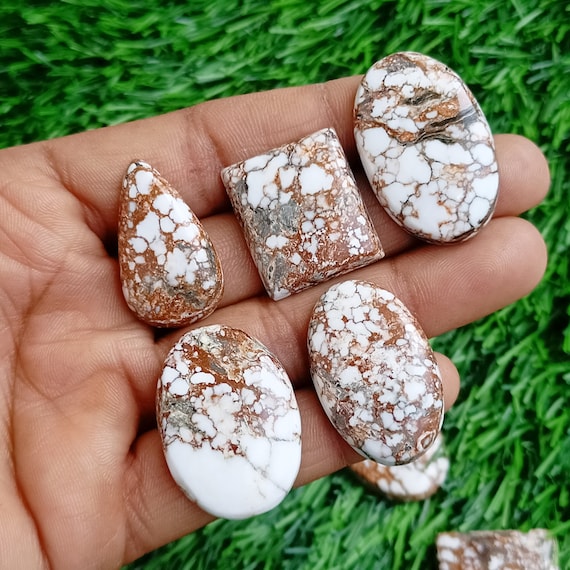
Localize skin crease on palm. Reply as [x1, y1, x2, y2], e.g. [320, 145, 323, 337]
[0, 76, 549, 569]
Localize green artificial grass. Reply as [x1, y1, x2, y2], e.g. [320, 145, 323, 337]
[2, 0, 569, 568]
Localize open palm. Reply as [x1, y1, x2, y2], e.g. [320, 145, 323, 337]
[0, 77, 549, 569]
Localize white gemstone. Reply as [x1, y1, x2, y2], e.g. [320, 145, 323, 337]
[308, 280, 444, 465]
[221, 128, 384, 300]
[157, 325, 302, 519]
[355, 52, 499, 243]
[118, 161, 223, 327]
[350, 432, 449, 501]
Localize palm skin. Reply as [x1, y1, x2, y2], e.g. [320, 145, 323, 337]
[0, 77, 549, 569]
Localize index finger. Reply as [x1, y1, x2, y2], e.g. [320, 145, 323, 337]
[7, 77, 548, 242]
[26, 78, 360, 237]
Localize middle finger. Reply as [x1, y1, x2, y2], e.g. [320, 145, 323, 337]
[203, 133, 548, 307]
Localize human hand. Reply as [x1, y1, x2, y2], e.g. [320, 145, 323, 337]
[0, 76, 549, 568]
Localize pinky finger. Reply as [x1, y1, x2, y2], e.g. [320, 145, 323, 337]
[122, 352, 459, 563]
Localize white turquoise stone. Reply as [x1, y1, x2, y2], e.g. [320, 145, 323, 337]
[308, 280, 444, 466]
[437, 530, 560, 570]
[118, 161, 223, 327]
[221, 128, 384, 300]
[354, 52, 499, 244]
[157, 325, 302, 519]
[350, 432, 449, 501]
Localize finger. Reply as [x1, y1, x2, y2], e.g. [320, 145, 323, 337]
[18, 78, 548, 240]
[495, 134, 550, 216]
[198, 130, 549, 307]
[180, 217, 547, 384]
[124, 350, 458, 563]
[131, 214, 545, 418]
[26, 78, 364, 239]
[437, 352, 461, 410]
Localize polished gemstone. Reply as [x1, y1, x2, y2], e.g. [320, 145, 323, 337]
[436, 529, 560, 570]
[157, 325, 302, 520]
[221, 128, 384, 300]
[308, 280, 444, 465]
[118, 161, 223, 327]
[354, 52, 499, 243]
[350, 432, 448, 501]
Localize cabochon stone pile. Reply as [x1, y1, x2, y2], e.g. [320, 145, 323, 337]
[354, 52, 499, 243]
[119, 161, 223, 327]
[157, 325, 302, 519]
[308, 280, 444, 466]
[222, 128, 384, 300]
[350, 432, 449, 501]
[436, 529, 559, 570]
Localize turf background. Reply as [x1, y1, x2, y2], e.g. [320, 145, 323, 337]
[1, 1, 569, 568]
